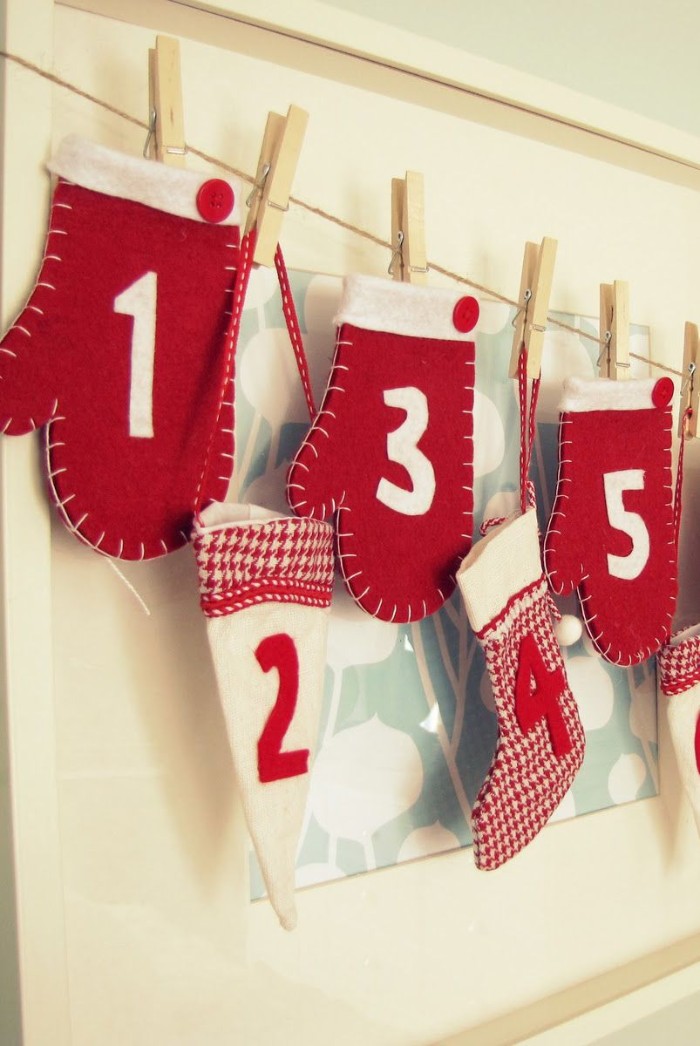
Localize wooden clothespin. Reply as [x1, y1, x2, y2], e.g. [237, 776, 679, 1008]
[145, 36, 186, 167]
[245, 104, 308, 267]
[389, 171, 428, 285]
[599, 280, 630, 380]
[508, 237, 558, 378]
[679, 321, 700, 438]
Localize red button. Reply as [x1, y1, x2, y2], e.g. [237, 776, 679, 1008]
[452, 295, 479, 334]
[651, 376, 674, 408]
[196, 179, 235, 223]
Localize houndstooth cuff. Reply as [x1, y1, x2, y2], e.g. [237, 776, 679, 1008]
[193, 505, 335, 617]
[658, 625, 700, 696]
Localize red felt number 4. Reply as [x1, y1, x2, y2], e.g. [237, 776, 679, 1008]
[514, 633, 573, 758]
[255, 633, 310, 783]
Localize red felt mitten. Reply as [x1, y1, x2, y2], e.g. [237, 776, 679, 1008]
[287, 274, 479, 622]
[0, 136, 242, 558]
[457, 509, 586, 869]
[193, 504, 334, 930]
[544, 377, 677, 665]
[658, 626, 700, 837]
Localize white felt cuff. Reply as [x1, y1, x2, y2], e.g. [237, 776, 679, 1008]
[457, 509, 542, 634]
[334, 273, 479, 341]
[198, 501, 282, 531]
[559, 377, 671, 412]
[49, 135, 242, 226]
[671, 623, 700, 647]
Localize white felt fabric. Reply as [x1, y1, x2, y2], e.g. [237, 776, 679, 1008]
[334, 273, 479, 341]
[198, 501, 282, 530]
[207, 599, 329, 930]
[671, 623, 700, 646]
[49, 135, 242, 226]
[456, 509, 542, 634]
[559, 376, 670, 413]
[603, 469, 649, 580]
[375, 386, 436, 515]
[667, 683, 700, 837]
[113, 270, 157, 438]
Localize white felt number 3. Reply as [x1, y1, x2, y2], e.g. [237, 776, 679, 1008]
[376, 386, 436, 516]
[114, 271, 157, 439]
[603, 469, 650, 580]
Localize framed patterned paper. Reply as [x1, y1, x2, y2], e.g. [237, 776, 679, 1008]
[232, 268, 658, 900]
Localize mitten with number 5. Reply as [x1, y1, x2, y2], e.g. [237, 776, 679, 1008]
[544, 377, 677, 665]
[193, 503, 334, 930]
[287, 273, 479, 623]
[457, 509, 586, 870]
[0, 136, 242, 559]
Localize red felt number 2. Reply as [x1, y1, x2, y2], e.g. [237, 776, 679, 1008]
[255, 633, 310, 784]
[514, 633, 573, 758]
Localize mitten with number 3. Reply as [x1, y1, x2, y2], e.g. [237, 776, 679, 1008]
[544, 377, 677, 665]
[287, 274, 479, 623]
[0, 136, 242, 558]
[193, 503, 334, 930]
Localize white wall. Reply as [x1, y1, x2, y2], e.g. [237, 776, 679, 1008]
[321, 0, 700, 137]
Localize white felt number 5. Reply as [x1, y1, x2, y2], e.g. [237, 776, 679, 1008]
[376, 386, 436, 516]
[603, 469, 650, 580]
[114, 271, 157, 439]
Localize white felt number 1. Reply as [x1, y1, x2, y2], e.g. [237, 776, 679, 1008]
[114, 271, 157, 439]
[376, 386, 436, 516]
[603, 469, 650, 580]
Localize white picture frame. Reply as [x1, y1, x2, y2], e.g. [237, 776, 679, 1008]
[3, 2, 700, 1043]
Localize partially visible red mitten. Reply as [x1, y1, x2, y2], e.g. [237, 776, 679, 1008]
[457, 509, 586, 870]
[544, 377, 677, 665]
[287, 274, 478, 623]
[0, 135, 242, 559]
[658, 626, 700, 837]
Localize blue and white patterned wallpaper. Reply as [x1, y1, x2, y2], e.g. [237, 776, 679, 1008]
[231, 268, 658, 895]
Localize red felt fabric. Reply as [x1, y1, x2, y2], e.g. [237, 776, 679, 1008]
[287, 322, 476, 622]
[0, 179, 239, 559]
[515, 632, 572, 758]
[255, 632, 310, 783]
[544, 379, 677, 665]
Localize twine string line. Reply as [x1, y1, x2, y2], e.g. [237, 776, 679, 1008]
[0, 47, 684, 379]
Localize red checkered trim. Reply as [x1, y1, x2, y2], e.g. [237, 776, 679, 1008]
[658, 630, 700, 696]
[193, 515, 334, 617]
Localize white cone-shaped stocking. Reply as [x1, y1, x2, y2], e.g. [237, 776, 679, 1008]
[193, 502, 334, 928]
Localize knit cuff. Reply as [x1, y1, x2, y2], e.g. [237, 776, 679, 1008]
[658, 624, 700, 696]
[193, 503, 334, 616]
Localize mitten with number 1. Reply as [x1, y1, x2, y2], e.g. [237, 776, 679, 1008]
[193, 503, 334, 930]
[0, 135, 242, 558]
